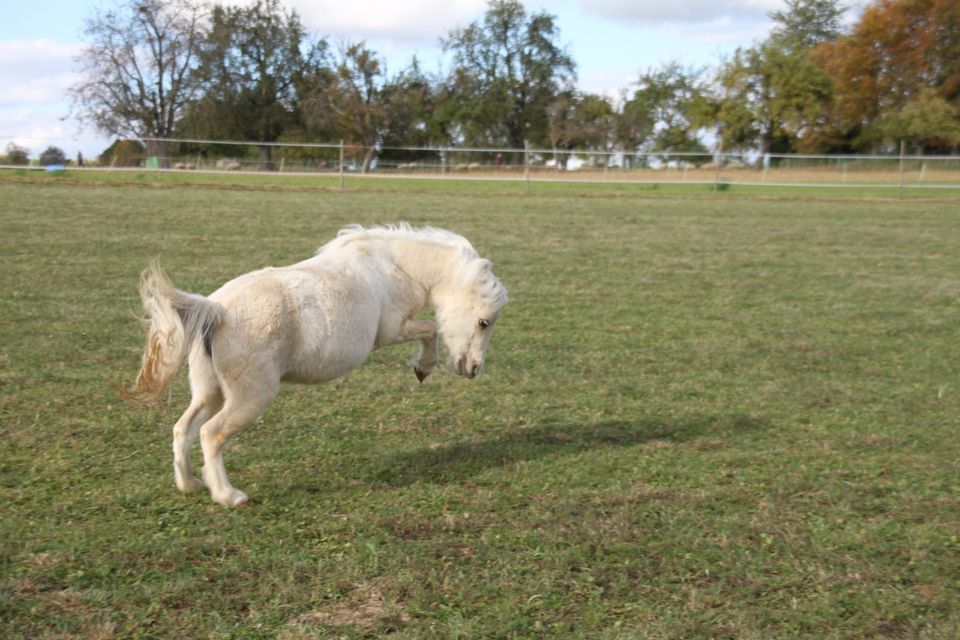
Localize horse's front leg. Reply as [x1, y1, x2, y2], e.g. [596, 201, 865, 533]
[399, 319, 438, 382]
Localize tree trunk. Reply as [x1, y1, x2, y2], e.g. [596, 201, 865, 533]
[509, 129, 526, 165]
[259, 145, 274, 171]
[361, 146, 377, 173]
[756, 134, 772, 169]
[146, 139, 170, 169]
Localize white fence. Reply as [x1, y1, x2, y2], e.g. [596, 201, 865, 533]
[6, 136, 960, 194]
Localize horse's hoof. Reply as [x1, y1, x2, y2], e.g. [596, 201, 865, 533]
[414, 367, 429, 383]
[230, 491, 250, 508]
[211, 488, 250, 508]
[176, 476, 206, 493]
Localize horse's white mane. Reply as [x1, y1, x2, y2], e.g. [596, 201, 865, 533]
[319, 223, 508, 309]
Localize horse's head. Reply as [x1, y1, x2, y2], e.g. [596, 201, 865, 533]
[435, 259, 507, 378]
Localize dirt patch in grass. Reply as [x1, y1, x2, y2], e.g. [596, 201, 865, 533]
[284, 582, 411, 636]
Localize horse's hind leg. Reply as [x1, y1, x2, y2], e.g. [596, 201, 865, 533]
[173, 402, 209, 493]
[172, 396, 223, 493]
[199, 379, 278, 507]
[172, 356, 222, 493]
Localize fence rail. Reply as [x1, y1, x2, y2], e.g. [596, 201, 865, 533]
[5, 137, 960, 194]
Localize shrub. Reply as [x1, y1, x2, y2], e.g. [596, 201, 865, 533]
[39, 146, 67, 166]
[99, 139, 146, 167]
[4, 143, 30, 165]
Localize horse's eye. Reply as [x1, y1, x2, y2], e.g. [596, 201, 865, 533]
[479, 319, 490, 329]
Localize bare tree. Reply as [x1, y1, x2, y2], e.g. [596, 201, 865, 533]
[70, 0, 207, 165]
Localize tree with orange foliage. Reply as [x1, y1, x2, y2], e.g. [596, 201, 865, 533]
[813, 0, 960, 152]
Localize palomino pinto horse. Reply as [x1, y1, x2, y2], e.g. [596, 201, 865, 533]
[125, 224, 508, 506]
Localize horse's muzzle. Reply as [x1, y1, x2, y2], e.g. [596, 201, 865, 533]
[455, 356, 482, 378]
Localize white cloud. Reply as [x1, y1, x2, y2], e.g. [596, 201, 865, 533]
[0, 39, 81, 106]
[221, 0, 488, 47]
[0, 38, 81, 60]
[577, 64, 637, 100]
[0, 74, 80, 106]
[0, 39, 108, 157]
[578, 0, 782, 24]
[0, 103, 103, 159]
[666, 16, 773, 47]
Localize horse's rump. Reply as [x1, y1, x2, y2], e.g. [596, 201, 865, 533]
[123, 262, 224, 405]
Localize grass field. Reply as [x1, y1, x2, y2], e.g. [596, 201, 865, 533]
[3, 165, 960, 200]
[2, 175, 960, 638]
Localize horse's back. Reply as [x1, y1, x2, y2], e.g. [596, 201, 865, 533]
[207, 259, 383, 385]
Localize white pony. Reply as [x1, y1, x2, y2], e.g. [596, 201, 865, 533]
[125, 224, 508, 507]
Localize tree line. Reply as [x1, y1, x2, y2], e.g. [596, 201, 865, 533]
[64, 0, 960, 170]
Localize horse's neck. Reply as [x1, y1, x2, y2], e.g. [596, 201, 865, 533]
[388, 239, 458, 305]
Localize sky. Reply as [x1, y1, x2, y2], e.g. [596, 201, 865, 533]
[0, 0, 803, 159]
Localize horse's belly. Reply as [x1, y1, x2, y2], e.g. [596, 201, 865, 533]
[282, 369, 343, 384]
[284, 316, 377, 384]
[282, 354, 367, 384]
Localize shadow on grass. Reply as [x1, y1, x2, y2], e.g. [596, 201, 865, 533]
[374, 412, 769, 487]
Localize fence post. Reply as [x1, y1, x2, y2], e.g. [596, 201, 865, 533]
[339, 140, 344, 191]
[713, 142, 724, 194]
[898, 139, 905, 200]
[524, 140, 530, 194]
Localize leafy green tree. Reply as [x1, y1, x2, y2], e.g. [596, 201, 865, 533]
[183, 0, 326, 168]
[378, 58, 441, 156]
[441, 0, 576, 153]
[4, 143, 30, 165]
[70, 0, 207, 165]
[39, 146, 67, 166]
[769, 0, 845, 49]
[716, 44, 827, 155]
[546, 91, 615, 167]
[302, 43, 389, 172]
[622, 63, 713, 161]
[613, 91, 657, 168]
[303, 45, 444, 172]
[879, 88, 960, 152]
[715, 0, 841, 156]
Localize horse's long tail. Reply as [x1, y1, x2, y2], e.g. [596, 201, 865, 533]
[122, 262, 224, 405]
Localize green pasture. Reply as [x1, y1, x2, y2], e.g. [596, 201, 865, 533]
[1, 176, 959, 638]
[3, 166, 960, 201]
